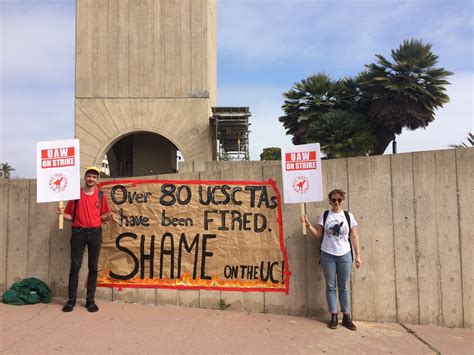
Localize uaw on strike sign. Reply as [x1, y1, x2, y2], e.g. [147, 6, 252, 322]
[37, 139, 80, 203]
[282, 143, 323, 203]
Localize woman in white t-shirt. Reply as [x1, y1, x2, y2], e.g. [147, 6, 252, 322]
[302, 189, 362, 330]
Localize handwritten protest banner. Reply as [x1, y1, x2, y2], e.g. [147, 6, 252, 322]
[97, 179, 289, 293]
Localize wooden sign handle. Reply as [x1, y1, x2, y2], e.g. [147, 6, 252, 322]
[58, 201, 64, 230]
[301, 203, 306, 236]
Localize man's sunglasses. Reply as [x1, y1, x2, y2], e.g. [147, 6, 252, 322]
[331, 198, 343, 203]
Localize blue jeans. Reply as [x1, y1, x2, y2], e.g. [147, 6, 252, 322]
[320, 250, 352, 314]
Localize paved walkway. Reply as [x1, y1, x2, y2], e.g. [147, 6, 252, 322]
[1, 299, 472, 354]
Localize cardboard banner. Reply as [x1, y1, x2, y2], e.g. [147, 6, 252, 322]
[36, 139, 80, 203]
[282, 143, 323, 203]
[97, 179, 289, 293]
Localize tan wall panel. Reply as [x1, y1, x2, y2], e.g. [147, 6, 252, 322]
[139, 0, 155, 97]
[102, 99, 127, 132]
[435, 150, 463, 327]
[76, 0, 88, 96]
[180, 0, 192, 96]
[77, 0, 99, 97]
[413, 151, 442, 325]
[135, 289, 156, 304]
[191, 0, 203, 96]
[76, 98, 213, 168]
[207, 0, 217, 105]
[88, 0, 99, 97]
[27, 180, 50, 282]
[164, 0, 181, 97]
[97, 0, 109, 96]
[456, 148, 474, 327]
[48, 202, 71, 298]
[391, 153, 419, 324]
[0, 181, 8, 292]
[107, 0, 120, 97]
[6, 180, 30, 287]
[349, 156, 397, 322]
[92, 99, 121, 138]
[76, 0, 216, 99]
[262, 164, 289, 314]
[118, 0, 130, 97]
[153, 0, 165, 97]
[201, 0, 209, 98]
[129, 0, 140, 97]
[306, 158, 349, 317]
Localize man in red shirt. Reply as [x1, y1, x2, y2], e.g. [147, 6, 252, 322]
[57, 166, 112, 312]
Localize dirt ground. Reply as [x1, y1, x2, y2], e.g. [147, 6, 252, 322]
[1, 299, 472, 354]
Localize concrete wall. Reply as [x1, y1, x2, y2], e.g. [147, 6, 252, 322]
[1, 148, 472, 328]
[75, 0, 217, 170]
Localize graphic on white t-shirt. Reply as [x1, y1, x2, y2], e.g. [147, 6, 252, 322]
[326, 218, 349, 241]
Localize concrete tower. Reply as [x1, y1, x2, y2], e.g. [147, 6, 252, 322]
[75, 0, 216, 176]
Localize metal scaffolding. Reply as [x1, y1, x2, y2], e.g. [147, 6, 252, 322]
[210, 107, 251, 161]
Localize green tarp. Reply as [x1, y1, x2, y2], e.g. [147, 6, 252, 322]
[2, 278, 51, 305]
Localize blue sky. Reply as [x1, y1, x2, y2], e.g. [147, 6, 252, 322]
[1, 0, 473, 178]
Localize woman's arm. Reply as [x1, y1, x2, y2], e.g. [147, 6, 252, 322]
[350, 226, 362, 268]
[302, 214, 323, 238]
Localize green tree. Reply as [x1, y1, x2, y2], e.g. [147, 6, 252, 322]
[1, 162, 15, 179]
[306, 110, 376, 159]
[359, 39, 453, 154]
[279, 73, 367, 145]
[260, 147, 281, 161]
[279, 73, 344, 144]
[450, 132, 474, 148]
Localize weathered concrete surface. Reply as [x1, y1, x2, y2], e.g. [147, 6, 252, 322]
[1, 148, 473, 328]
[76, 0, 217, 169]
[3, 300, 472, 354]
[407, 324, 474, 355]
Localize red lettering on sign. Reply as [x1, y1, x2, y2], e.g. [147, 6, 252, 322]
[285, 151, 317, 171]
[41, 147, 75, 159]
[41, 147, 76, 169]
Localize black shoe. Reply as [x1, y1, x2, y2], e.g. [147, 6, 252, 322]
[328, 313, 338, 329]
[86, 300, 99, 313]
[62, 301, 75, 312]
[342, 314, 357, 330]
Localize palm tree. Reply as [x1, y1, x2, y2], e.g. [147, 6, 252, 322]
[279, 73, 347, 144]
[450, 132, 474, 148]
[306, 110, 376, 159]
[359, 39, 453, 154]
[1, 162, 15, 179]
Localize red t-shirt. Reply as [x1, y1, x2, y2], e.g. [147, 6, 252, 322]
[65, 188, 110, 228]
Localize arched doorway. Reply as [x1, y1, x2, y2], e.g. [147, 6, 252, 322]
[105, 132, 182, 178]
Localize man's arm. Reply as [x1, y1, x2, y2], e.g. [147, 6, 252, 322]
[56, 205, 73, 222]
[100, 194, 114, 222]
